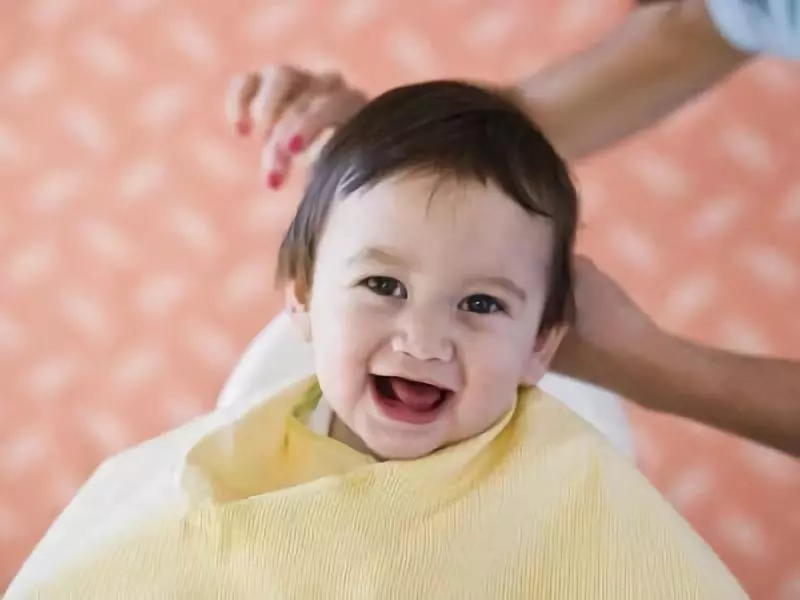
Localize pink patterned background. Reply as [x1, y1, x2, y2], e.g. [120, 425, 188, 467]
[1, 1, 799, 597]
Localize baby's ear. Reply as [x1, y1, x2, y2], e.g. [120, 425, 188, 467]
[284, 278, 312, 342]
[521, 324, 567, 387]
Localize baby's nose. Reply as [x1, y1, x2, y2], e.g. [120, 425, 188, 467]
[392, 310, 454, 362]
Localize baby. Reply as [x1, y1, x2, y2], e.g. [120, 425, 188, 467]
[276, 80, 576, 462]
[7, 81, 747, 599]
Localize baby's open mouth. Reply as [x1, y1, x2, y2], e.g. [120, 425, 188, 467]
[370, 375, 451, 424]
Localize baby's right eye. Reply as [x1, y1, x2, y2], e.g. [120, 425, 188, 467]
[363, 276, 407, 298]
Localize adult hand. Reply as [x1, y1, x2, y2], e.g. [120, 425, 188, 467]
[553, 256, 659, 381]
[226, 66, 368, 188]
[555, 257, 800, 456]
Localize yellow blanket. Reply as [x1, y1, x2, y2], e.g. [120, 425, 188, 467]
[8, 378, 746, 599]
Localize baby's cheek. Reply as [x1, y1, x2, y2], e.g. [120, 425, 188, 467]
[314, 351, 359, 417]
[312, 322, 372, 396]
[469, 335, 526, 377]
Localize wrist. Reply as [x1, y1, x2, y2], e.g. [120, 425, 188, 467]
[555, 323, 683, 413]
[610, 326, 725, 416]
[622, 326, 686, 412]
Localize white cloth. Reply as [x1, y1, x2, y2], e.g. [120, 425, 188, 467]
[306, 396, 334, 435]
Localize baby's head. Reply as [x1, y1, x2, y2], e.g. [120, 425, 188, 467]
[278, 81, 578, 460]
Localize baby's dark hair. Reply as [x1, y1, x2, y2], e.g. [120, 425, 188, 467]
[277, 80, 578, 333]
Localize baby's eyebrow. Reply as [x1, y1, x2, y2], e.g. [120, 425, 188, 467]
[470, 276, 527, 302]
[347, 246, 408, 268]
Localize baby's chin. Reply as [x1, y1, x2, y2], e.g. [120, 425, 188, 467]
[328, 411, 441, 460]
[364, 438, 444, 461]
[356, 424, 457, 461]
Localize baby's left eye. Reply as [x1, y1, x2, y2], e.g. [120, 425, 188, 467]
[458, 294, 505, 315]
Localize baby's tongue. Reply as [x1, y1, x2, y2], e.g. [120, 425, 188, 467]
[388, 377, 442, 410]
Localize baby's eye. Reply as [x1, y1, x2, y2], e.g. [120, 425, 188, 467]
[363, 276, 407, 298]
[459, 294, 505, 315]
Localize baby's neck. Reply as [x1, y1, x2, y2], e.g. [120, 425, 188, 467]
[329, 413, 386, 462]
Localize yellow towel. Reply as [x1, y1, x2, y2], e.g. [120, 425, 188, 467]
[8, 378, 747, 599]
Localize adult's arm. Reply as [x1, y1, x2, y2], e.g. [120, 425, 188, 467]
[560, 330, 800, 457]
[554, 258, 800, 457]
[228, 1, 747, 175]
[514, 0, 750, 160]
[226, 0, 800, 172]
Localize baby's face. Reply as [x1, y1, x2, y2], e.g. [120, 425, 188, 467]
[298, 172, 558, 459]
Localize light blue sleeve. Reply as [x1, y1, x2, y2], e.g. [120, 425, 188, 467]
[705, 0, 800, 58]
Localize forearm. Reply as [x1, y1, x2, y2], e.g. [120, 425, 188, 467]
[573, 331, 800, 457]
[512, 0, 750, 160]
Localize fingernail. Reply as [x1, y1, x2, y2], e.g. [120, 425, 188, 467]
[236, 120, 252, 136]
[287, 135, 305, 153]
[266, 171, 284, 189]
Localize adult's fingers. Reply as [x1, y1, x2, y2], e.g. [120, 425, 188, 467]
[272, 83, 368, 155]
[249, 65, 311, 139]
[263, 89, 366, 189]
[228, 67, 368, 189]
[260, 138, 292, 189]
[225, 71, 261, 135]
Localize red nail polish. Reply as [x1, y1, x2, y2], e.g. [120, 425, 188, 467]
[287, 135, 305, 153]
[267, 171, 284, 189]
[236, 120, 252, 136]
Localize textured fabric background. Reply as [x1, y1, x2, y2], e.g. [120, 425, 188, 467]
[1, 1, 798, 598]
